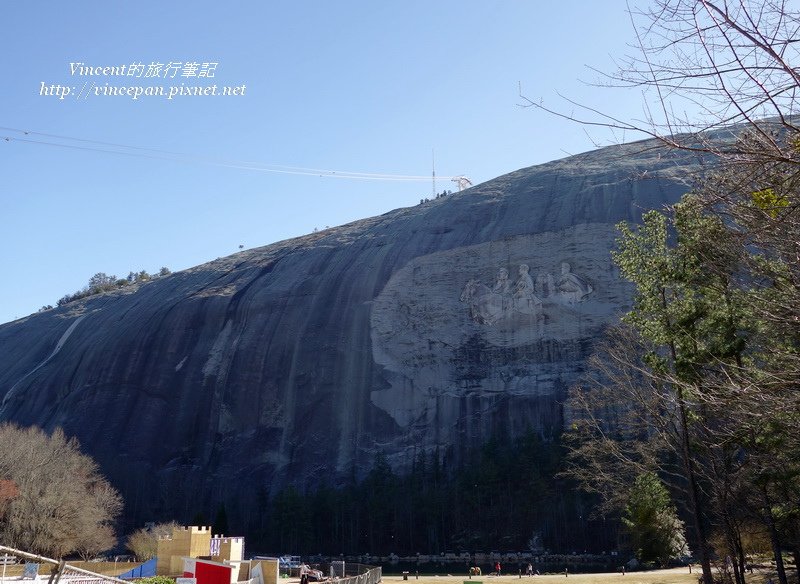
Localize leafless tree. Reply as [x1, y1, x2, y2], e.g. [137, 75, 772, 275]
[531, 4, 800, 583]
[564, 325, 712, 549]
[126, 521, 181, 561]
[0, 424, 122, 558]
[521, 0, 800, 163]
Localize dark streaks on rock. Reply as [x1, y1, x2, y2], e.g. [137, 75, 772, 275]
[0, 139, 701, 529]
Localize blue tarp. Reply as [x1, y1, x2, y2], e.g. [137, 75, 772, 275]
[118, 558, 157, 579]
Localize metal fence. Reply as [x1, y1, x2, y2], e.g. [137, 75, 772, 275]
[0, 546, 128, 584]
[337, 565, 382, 584]
[0, 545, 382, 584]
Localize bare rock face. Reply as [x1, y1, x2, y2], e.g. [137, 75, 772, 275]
[0, 140, 700, 527]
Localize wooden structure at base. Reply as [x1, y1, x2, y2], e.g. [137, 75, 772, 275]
[156, 525, 245, 577]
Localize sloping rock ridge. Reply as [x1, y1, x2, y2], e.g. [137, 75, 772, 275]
[0, 139, 704, 527]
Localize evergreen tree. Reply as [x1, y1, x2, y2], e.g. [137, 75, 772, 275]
[622, 472, 688, 567]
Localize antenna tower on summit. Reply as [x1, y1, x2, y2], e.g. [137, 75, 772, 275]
[431, 148, 436, 198]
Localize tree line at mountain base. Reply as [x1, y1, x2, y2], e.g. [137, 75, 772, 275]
[240, 433, 617, 558]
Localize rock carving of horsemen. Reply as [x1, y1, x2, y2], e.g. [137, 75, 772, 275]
[460, 264, 543, 325]
[556, 262, 593, 304]
[459, 279, 506, 325]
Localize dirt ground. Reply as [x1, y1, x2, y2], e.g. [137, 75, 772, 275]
[378, 567, 752, 584]
[12, 560, 781, 584]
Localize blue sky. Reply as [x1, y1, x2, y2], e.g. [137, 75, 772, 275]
[1, 1, 646, 324]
